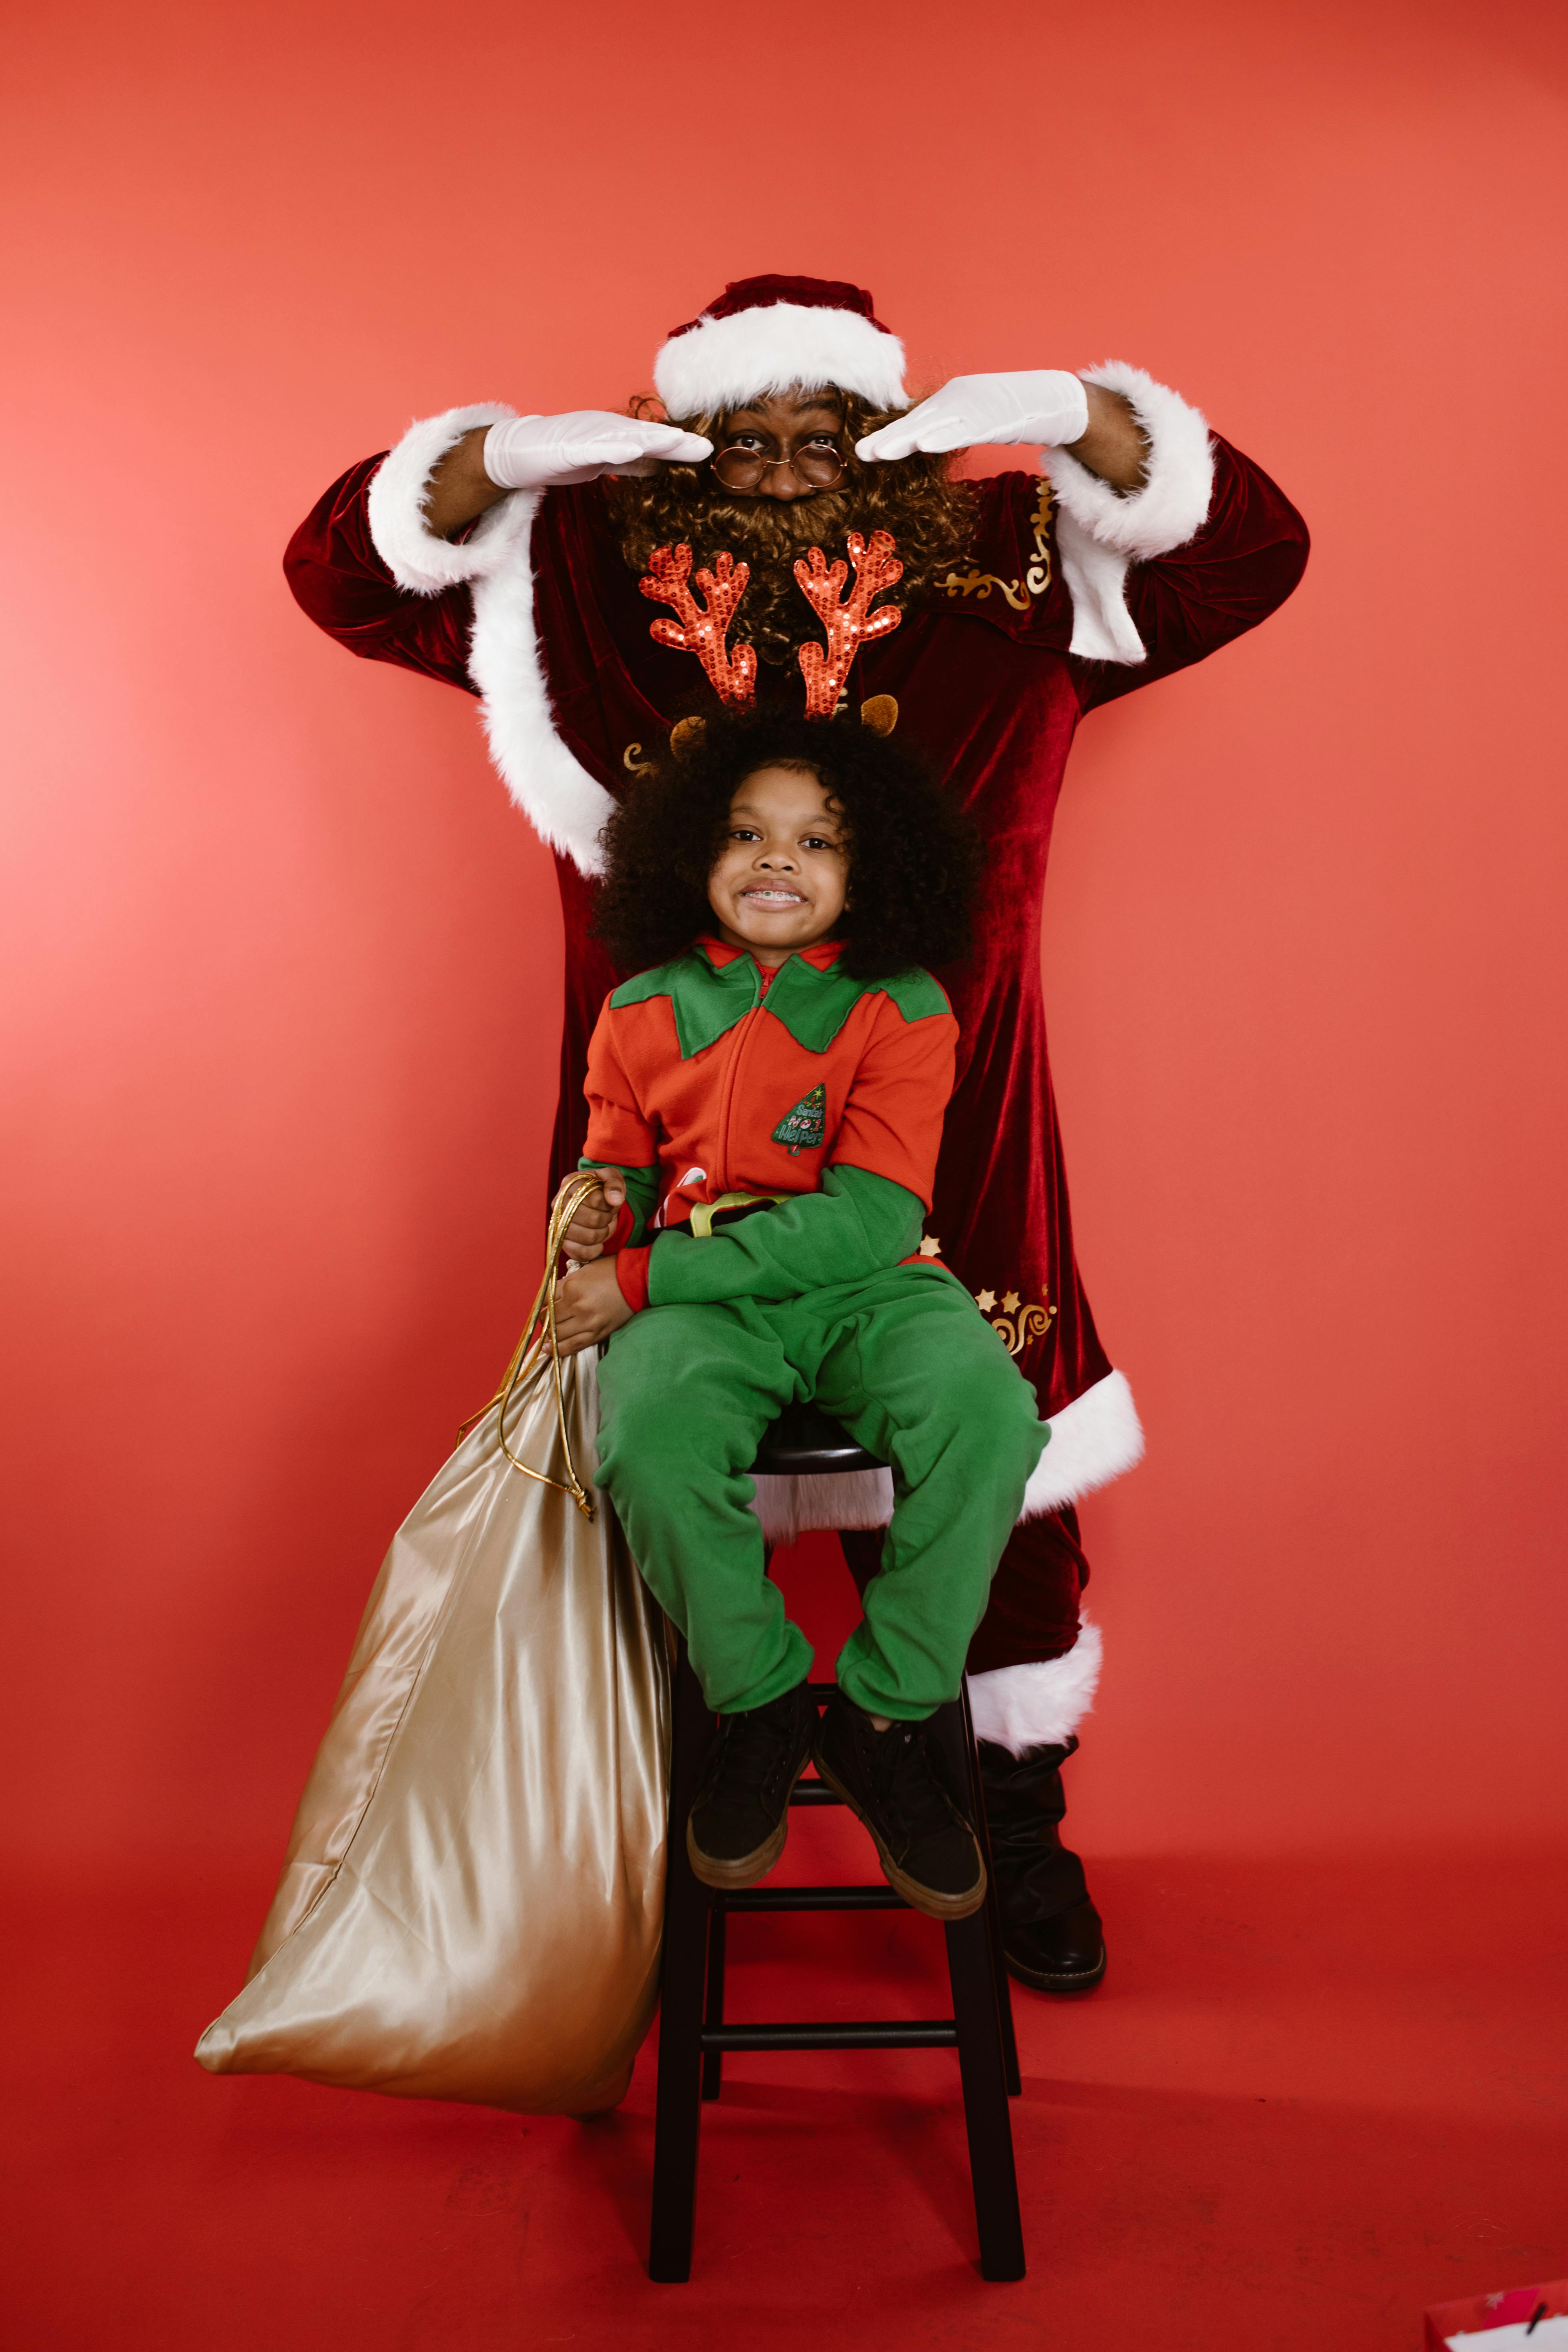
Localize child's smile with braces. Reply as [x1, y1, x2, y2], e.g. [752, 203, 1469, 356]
[707, 763, 850, 965]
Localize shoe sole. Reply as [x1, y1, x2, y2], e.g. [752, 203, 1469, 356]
[812, 1752, 987, 1921]
[1004, 1947, 1107, 1995]
[686, 1763, 805, 1892]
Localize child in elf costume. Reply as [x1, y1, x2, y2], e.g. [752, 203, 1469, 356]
[550, 710, 1048, 1921]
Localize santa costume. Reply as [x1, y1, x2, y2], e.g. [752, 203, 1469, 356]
[284, 274, 1309, 1988]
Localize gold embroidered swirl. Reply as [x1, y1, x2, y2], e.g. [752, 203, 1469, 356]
[972, 1283, 1056, 1358]
[939, 476, 1054, 613]
[1023, 475, 1054, 598]
[939, 567, 1031, 611]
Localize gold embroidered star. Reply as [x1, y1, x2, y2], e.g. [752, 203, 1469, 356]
[1002, 1290, 1021, 1315]
[975, 1288, 996, 1312]
[918, 1235, 943, 1258]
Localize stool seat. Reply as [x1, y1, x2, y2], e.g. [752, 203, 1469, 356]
[752, 1399, 880, 1477]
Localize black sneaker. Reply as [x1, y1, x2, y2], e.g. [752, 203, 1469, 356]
[813, 1692, 986, 1921]
[687, 1681, 817, 1891]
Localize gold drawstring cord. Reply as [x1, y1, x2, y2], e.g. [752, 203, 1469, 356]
[458, 1170, 607, 1520]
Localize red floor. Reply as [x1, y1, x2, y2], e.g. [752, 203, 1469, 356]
[5, 1835, 1564, 2351]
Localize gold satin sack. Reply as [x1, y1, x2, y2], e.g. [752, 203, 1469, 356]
[195, 1352, 670, 2114]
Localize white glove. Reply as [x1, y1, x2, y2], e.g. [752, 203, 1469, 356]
[483, 411, 713, 491]
[856, 371, 1090, 462]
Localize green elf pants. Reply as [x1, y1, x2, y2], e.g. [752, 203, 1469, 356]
[594, 1262, 1049, 1719]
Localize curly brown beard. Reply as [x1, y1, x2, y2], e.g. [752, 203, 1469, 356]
[604, 394, 979, 669]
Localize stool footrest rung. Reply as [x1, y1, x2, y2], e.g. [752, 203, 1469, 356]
[722, 1884, 905, 1912]
[701, 2019, 957, 2052]
[788, 1783, 839, 1807]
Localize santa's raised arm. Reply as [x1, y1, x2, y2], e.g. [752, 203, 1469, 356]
[286, 273, 1308, 1993]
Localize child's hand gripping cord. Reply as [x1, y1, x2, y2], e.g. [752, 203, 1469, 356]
[551, 1256, 635, 1358]
[554, 1167, 627, 1263]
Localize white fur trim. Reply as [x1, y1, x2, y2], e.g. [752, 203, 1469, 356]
[655, 303, 907, 421]
[365, 406, 614, 874]
[1021, 1370, 1144, 1517]
[748, 1366, 1144, 1544]
[1050, 363, 1215, 560]
[1052, 520, 1149, 665]
[968, 1620, 1102, 1756]
[751, 1465, 893, 1547]
[366, 403, 524, 594]
[467, 510, 614, 877]
[1042, 362, 1216, 665]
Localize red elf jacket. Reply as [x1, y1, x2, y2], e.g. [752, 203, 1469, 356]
[579, 937, 957, 1314]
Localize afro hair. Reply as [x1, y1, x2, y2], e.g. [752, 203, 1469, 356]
[591, 709, 982, 980]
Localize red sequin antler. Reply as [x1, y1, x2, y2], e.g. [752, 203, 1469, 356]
[640, 543, 757, 708]
[793, 531, 903, 719]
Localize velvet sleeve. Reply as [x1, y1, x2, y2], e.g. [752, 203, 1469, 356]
[282, 458, 479, 693]
[643, 1165, 926, 1308]
[1071, 437, 1310, 713]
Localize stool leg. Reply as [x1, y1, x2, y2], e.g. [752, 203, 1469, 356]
[933, 1700, 1026, 2282]
[701, 1900, 727, 2102]
[649, 1639, 714, 2283]
[960, 1680, 1022, 2099]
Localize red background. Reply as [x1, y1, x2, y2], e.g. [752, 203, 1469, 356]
[6, 0, 1566, 1872]
[4, 0, 1568, 2342]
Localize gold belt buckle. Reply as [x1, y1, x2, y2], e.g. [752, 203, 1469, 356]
[689, 1190, 792, 1239]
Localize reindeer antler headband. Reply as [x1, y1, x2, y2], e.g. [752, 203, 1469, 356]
[792, 532, 903, 717]
[639, 545, 757, 707]
[639, 532, 903, 730]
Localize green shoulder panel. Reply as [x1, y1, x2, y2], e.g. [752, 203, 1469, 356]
[609, 949, 950, 1059]
[874, 968, 953, 1024]
[609, 949, 761, 1059]
[608, 958, 689, 1011]
[762, 958, 866, 1053]
[763, 956, 951, 1052]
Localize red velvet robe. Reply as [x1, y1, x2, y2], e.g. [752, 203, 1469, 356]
[285, 443, 1308, 1670]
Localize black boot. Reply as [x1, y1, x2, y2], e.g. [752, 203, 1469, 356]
[687, 1681, 817, 1891]
[977, 1735, 1106, 1993]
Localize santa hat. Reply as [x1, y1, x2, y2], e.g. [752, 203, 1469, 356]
[653, 274, 908, 421]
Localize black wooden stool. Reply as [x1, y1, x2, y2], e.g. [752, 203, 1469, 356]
[648, 1401, 1026, 2283]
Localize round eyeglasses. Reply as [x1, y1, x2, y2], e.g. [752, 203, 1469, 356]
[710, 441, 847, 494]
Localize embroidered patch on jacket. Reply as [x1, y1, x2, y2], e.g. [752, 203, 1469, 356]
[772, 1084, 827, 1155]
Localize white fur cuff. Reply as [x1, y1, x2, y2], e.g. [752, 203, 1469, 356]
[1043, 362, 1216, 665]
[366, 402, 528, 595]
[1046, 362, 1215, 561]
[968, 1621, 1103, 1756]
